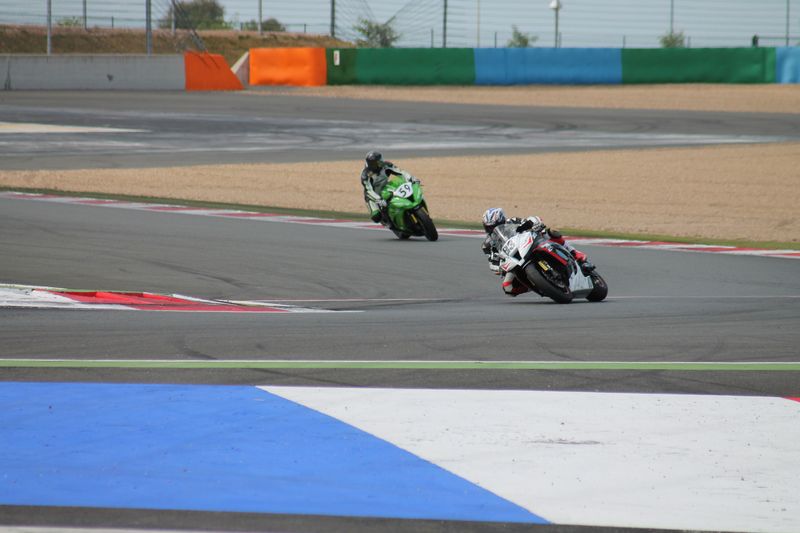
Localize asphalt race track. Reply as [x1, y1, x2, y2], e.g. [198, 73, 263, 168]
[1, 90, 800, 169]
[1, 91, 799, 533]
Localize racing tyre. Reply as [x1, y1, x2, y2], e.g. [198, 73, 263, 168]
[586, 272, 608, 302]
[523, 263, 573, 304]
[415, 207, 438, 242]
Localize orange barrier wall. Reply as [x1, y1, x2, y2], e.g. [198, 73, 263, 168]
[184, 52, 243, 91]
[249, 48, 327, 86]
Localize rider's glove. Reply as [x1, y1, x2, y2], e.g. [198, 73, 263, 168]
[516, 219, 533, 233]
[377, 199, 387, 209]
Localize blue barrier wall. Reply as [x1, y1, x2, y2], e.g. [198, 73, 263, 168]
[474, 48, 622, 85]
[776, 47, 800, 83]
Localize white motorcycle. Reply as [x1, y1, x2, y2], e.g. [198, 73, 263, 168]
[493, 223, 608, 304]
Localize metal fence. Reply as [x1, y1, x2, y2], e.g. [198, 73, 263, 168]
[1, 0, 798, 50]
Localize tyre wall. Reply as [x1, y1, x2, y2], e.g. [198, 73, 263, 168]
[621, 48, 776, 84]
[776, 47, 800, 83]
[474, 48, 622, 85]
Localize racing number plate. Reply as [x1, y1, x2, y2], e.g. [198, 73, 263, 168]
[394, 183, 413, 199]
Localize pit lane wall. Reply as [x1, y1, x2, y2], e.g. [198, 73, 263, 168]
[2, 52, 242, 91]
[248, 47, 798, 86]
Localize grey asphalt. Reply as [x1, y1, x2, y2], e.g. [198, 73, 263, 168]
[2, 196, 798, 395]
[1, 91, 799, 533]
[0, 90, 798, 169]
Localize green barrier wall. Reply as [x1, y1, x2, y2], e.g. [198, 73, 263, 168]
[622, 48, 776, 84]
[355, 48, 475, 85]
[326, 49, 358, 85]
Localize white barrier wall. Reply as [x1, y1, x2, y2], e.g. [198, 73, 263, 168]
[2, 55, 185, 90]
[231, 51, 249, 88]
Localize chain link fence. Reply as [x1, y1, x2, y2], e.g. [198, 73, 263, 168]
[1, 0, 797, 52]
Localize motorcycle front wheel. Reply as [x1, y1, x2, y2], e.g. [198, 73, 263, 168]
[414, 207, 438, 241]
[524, 263, 573, 304]
[586, 272, 608, 302]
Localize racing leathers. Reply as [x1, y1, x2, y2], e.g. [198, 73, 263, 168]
[361, 161, 417, 224]
[482, 217, 593, 297]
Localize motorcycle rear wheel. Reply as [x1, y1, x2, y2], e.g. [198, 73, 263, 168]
[586, 272, 608, 302]
[524, 263, 573, 304]
[415, 207, 438, 242]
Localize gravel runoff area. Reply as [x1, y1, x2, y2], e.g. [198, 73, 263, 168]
[1, 85, 798, 245]
[260, 84, 800, 114]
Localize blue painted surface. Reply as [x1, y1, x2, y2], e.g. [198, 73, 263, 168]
[475, 48, 622, 85]
[777, 47, 800, 83]
[0, 382, 546, 523]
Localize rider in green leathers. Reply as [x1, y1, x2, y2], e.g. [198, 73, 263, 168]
[360, 151, 418, 225]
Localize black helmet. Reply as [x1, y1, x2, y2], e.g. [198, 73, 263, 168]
[365, 150, 384, 172]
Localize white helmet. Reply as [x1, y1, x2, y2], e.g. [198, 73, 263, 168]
[482, 208, 507, 233]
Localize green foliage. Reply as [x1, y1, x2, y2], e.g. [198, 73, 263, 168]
[57, 17, 83, 28]
[659, 30, 686, 48]
[241, 17, 286, 32]
[159, 0, 230, 30]
[506, 25, 537, 48]
[354, 18, 400, 48]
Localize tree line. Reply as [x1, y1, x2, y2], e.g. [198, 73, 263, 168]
[164, 0, 693, 48]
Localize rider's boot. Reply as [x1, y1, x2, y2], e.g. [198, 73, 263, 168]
[572, 250, 596, 274]
[502, 273, 529, 297]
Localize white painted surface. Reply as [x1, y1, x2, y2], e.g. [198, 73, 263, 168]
[0, 122, 145, 134]
[0, 284, 351, 313]
[263, 386, 800, 533]
[231, 51, 249, 88]
[0, 287, 121, 310]
[2, 55, 184, 90]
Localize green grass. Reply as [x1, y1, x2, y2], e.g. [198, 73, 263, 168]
[3, 186, 798, 250]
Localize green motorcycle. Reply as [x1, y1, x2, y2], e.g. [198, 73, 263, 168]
[380, 173, 438, 241]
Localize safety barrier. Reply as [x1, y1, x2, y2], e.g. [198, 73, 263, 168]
[474, 48, 622, 85]
[184, 52, 243, 91]
[777, 47, 800, 83]
[247, 47, 799, 87]
[2, 54, 185, 90]
[250, 47, 327, 86]
[353, 48, 475, 85]
[326, 48, 358, 85]
[622, 48, 776, 84]
[1, 53, 244, 91]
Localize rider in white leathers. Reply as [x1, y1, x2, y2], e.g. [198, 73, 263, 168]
[481, 207, 594, 297]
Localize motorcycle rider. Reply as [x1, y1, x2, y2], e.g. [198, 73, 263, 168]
[360, 151, 418, 225]
[481, 207, 594, 297]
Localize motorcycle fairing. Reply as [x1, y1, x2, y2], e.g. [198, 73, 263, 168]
[384, 178, 425, 232]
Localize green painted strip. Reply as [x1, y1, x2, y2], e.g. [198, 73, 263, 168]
[1, 360, 799, 371]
